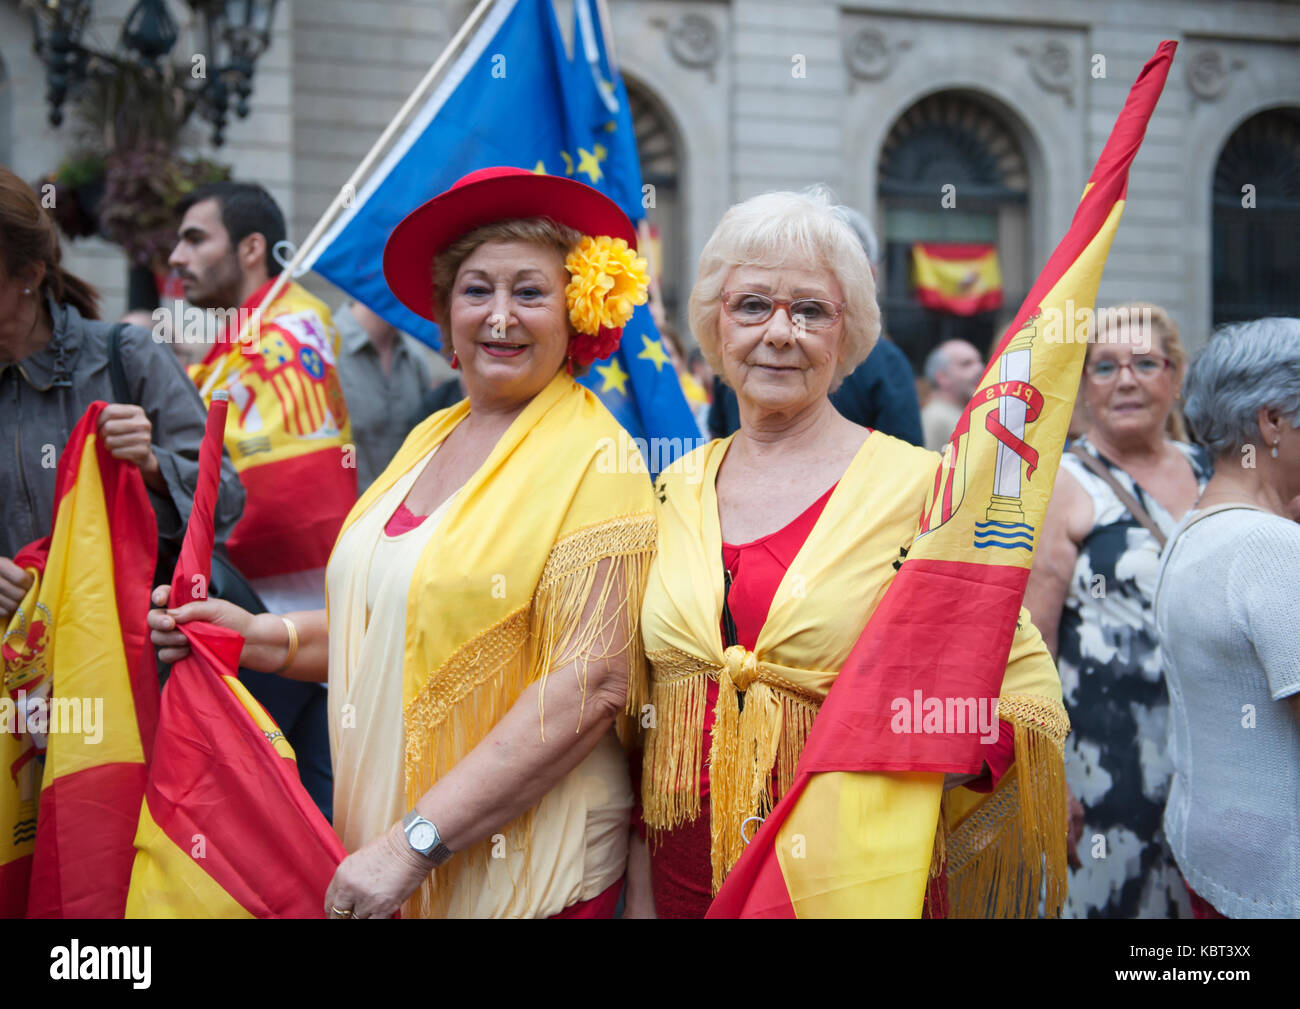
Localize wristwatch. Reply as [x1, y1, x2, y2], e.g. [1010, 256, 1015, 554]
[401, 811, 453, 867]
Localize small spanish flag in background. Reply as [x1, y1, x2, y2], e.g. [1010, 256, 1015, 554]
[912, 243, 1004, 316]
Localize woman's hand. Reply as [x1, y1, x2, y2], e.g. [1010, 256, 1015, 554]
[99, 403, 165, 493]
[147, 584, 257, 665]
[324, 824, 433, 919]
[0, 558, 34, 624]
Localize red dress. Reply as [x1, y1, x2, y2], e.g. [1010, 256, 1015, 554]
[646, 483, 1016, 919]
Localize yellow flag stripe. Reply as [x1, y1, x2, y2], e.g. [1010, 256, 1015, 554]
[125, 797, 254, 918]
[43, 432, 145, 779]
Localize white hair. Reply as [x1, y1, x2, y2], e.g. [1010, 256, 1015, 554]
[1184, 317, 1300, 458]
[688, 186, 880, 392]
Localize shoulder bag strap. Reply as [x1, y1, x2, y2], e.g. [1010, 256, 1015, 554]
[106, 322, 129, 403]
[1152, 503, 1265, 616]
[1067, 443, 1167, 549]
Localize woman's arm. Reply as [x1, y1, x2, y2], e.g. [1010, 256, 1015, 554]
[325, 556, 635, 918]
[147, 586, 330, 683]
[623, 830, 656, 917]
[410, 556, 629, 849]
[120, 325, 246, 546]
[1024, 467, 1089, 660]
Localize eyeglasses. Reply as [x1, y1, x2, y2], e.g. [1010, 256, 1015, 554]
[1085, 355, 1173, 382]
[721, 291, 845, 331]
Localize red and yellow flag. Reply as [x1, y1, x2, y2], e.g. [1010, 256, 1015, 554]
[188, 279, 356, 580]
[0, 403, 159, 917]
[710, 41, 1177, 918]
[912, 242, 1003, 315]
[126, 393, 347, 918]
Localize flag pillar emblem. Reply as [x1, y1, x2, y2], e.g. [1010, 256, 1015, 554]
[985, 314, 1037, 524]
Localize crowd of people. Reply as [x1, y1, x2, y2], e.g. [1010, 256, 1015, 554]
[0, 158, 1297, 918]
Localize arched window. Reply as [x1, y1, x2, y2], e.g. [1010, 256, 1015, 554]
[877, 92, 1030, 371]
[1213, 107, 1300, 325]
[625, 79, 684, 329]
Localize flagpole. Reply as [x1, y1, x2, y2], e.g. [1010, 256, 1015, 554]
[594, 0, 619, 74]
[202, 0, 500, 398]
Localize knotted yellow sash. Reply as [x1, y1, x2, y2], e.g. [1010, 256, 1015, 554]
[639, 432, 1068, 914]
[334, 371, 656, 918]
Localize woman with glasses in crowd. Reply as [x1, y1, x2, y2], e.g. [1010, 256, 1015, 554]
[627, 188, 1067, 918]
[1025, 303, 1210, 918]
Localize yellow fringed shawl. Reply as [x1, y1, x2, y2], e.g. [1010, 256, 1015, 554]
[333, 372, 656, 918]
[638, 432, 1069, 916]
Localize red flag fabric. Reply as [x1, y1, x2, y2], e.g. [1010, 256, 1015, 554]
[710, 41, 1178, 919]
[1, 402, 159, 917]
[126, 392, 346, 917]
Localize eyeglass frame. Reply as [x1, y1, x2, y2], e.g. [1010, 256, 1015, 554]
[720, 290, 847, 330]
[1084, 353, 1175, 382]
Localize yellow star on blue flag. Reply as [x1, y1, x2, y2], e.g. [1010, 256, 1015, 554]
[636, 334, 671, 372]
[576, 145, 605, 184]
[595, 357, 630, 395]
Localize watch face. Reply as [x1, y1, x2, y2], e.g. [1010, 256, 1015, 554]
[409, 822, 438, 851]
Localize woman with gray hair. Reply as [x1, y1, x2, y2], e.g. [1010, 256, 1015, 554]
[1153, 317, 1300, 918]
[627, 187, 1065, 918]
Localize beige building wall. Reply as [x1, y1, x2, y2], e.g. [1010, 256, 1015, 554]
[2, 0, 1296, 350]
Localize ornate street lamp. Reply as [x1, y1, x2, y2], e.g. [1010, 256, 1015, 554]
[26, 0, 280, 146]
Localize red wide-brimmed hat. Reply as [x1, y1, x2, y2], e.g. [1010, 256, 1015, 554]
[383, 165, 637, 321]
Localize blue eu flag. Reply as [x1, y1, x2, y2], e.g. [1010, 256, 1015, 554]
[302, 0, 700, 470]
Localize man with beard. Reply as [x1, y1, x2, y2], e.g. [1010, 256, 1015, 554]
[169, 182, 352, 819]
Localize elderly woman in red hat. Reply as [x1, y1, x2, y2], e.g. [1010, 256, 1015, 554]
[149, 167, 657, 918]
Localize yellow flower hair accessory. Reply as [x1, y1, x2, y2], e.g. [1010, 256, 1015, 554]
[564, 236, 650, 360]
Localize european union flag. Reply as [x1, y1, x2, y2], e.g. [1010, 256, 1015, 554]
[302, 0, 700, 469]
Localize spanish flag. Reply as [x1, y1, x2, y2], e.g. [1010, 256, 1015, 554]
[0, 402, 159, 917]
[188, 278, 356, 580]
[912, 243, 1003, 315]
[126, 393, 347, 918]
[710, 41, 1177, 918]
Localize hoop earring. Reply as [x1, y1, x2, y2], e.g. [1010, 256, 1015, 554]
[450, 351, 459, 370]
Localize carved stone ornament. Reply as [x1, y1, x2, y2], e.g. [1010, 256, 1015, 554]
[845, 27, 912, 82]
[666, 13, 720, 70]
[1015, 39, 1074, 106]
[1186, 46, 1245, 103]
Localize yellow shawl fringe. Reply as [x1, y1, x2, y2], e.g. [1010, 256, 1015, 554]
[402, 514, 655, 919]
[643, 644, 1069, 909]
[937, 693, 1070, 918]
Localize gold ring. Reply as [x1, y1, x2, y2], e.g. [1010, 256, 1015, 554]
[329, 905, 355, 919]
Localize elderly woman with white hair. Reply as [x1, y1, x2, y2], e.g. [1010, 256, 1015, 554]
[624, 188, 1064, 918]
[1154, 318, 1300, 919]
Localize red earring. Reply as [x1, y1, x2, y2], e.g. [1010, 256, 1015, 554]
[565, 353, 574, 376]
[450, 351, 459, 370]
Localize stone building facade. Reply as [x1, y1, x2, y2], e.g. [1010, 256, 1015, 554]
[2, 0, 1297, 362]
